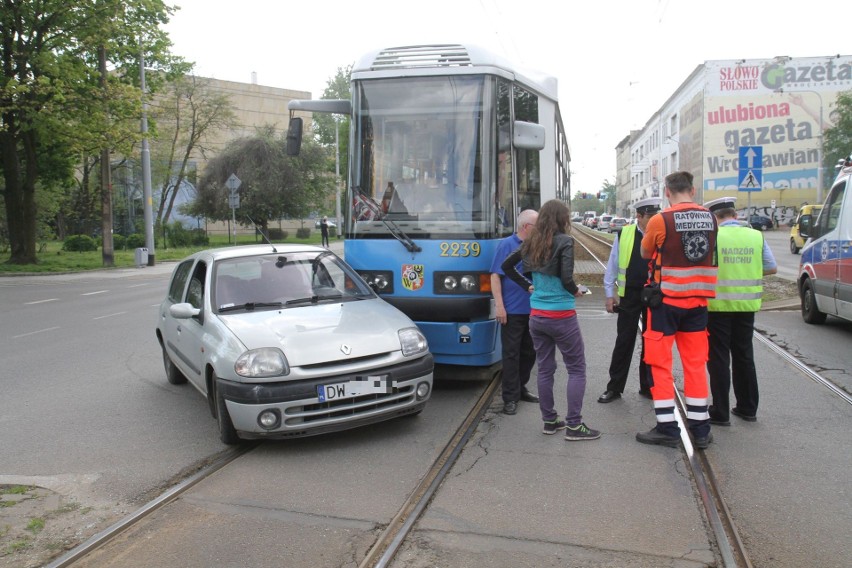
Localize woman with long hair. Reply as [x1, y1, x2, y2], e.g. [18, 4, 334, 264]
[501, 199, 599, 441]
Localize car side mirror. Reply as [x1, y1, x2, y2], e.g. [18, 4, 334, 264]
[170, 303, 201, 319]
[799, 214, 811, 239]
[513, 120, 546, 150]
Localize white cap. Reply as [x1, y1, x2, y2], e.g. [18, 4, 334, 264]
[704, 196, 737, 213]
[632, 197, 662, 214]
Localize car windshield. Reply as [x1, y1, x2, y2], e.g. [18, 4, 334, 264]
[214, 251, 374, 312]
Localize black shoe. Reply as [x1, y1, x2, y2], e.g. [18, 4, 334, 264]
[731, 407, 757, 422]
[636, 428, 681, 448]
[503, 401, 518, 415]
[638, 389, 653, 400]
[708, 405, 730, 426]
[693, 432, 714, 450]
[597, 390, 622, 403]
[520, 389, 539, 403]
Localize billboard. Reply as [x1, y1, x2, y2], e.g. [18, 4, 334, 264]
[701, 56, 851, 204]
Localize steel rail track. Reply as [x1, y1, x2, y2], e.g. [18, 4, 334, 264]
[575, 230, 752, 568]
[359, 373, 501, 568]
[44, 445, 256, 568]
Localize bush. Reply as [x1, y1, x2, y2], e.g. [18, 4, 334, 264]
[296, 228, 311, 239]
[190, 228, 209, 246]
[126, 233, 145, 249]
[63, 234, 98, 252]
[113, 234, 127, 250]
[268, 228, 288, 240]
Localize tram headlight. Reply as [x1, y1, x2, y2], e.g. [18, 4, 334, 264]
[435, 271, 487, 294]
[357, 270, 393, 293]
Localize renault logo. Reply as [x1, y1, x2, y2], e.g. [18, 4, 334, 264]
[340, 344, 352, 355]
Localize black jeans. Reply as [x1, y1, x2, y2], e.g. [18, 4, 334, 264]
[708, 311, 758, 419]
[605, 287, 650, 394]
[501, 314, 536, 403]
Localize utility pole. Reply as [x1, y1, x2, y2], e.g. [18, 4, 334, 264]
[99, 46, 114, 267]
[335, 117, 342, 237]
[140, 45, 155, 265]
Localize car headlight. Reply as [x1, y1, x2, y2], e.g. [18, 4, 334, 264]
[399, 327, 428, 357]
[235, 348, 289, 377]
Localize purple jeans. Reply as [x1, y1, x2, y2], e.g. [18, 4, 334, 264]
[529, 314, 587, 425]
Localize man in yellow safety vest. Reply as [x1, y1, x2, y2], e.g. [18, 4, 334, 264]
[704, 196, 777, 425]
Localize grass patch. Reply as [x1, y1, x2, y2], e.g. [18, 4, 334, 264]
[6, 538, 31, 553]
[0, 232, 328, 274]
[0, 501, 17, 508]
[52, 502, 81, 515]
[26, 518, 44, 534]
[2, 486, 32, 495]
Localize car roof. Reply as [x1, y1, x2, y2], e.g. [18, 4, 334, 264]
[187, 244, 328, 262]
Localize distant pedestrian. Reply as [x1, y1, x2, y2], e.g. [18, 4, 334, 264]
[704, 196, 777, 425]
[597, 197, 661, 404]
[637, 171, 718, 450]
[320, 216, 330, 247]
[490, 208, 540, 415]
[502, 199, 600, 441]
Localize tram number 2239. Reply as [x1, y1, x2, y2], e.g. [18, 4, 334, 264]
[439, 241, 481, 257]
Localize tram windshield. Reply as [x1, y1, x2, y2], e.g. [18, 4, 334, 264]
[350, 76, 505, 240]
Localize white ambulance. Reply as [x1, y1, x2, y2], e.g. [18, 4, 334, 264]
[798, 154, 852, 324]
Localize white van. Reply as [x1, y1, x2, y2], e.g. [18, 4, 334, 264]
[798, 155, 852, 324]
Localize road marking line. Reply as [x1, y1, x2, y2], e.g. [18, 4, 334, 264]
[13, 326, 60, 339]
[93, 312, 127, 320]
[25, 298, 59, 305]
[81, 290, 109, 296]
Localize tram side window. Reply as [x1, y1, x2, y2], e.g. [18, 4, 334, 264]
[514, 86, 541, 212]
[495, 79, 514, 237]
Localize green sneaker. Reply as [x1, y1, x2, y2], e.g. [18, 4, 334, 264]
[564, 423, 601, 441]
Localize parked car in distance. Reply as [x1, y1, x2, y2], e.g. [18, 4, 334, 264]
[609, 217, 628, 233]
[587, 216, 599, 229]
[748, 214, 773, 231]
[789, 204, 822, 254]
[597, 214, 613, 231]
[156, 244, 434, 444]
[314, 219, 337, 229]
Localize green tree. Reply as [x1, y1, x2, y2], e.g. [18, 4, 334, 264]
[149, 74, 237, 227]
[600, 179, 617, 213]
[0, 0, 178, 265]
[186, 126, 330, 234]
[823, 90, 852, 184]
[313, 66, 352, 182]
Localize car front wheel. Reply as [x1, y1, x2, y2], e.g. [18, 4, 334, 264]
[801, 279, 827, 324]
[162, 344, 187, 385]
[215, 382, 241, 445]
[790, 239, 800, 254]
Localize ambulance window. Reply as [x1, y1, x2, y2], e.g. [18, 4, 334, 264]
[818, 181, 845, 235]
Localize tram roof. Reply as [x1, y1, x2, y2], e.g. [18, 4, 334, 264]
[351, 43, 559, 101]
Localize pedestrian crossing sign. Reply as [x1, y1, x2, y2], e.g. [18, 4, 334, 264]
[738, 146, 763, 192]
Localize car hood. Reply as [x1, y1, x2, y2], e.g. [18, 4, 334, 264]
[218, 299, 414, 366]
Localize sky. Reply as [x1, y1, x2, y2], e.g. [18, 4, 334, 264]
[162, 0, 845, 193]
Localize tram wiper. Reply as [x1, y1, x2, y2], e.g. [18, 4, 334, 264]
[355, 187, 422, 253]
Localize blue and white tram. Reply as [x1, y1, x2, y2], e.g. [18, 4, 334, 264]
[289, 43, 570, 372]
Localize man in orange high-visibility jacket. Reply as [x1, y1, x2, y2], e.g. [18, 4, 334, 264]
[637, 171, 718, 450]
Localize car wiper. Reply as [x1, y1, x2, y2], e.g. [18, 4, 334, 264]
[286, 292, 344, 306]
[219, 301, 283, 312]
[354, 186, 422, 253]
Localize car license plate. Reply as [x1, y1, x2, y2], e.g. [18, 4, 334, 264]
[317, 375, 392, 402]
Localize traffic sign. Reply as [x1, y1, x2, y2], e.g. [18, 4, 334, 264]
[226, 173, 242, 196]
[228, 194, 240, 209]
[738, 146, 762, 192]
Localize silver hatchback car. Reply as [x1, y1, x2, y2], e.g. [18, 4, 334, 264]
[156, 244, 433, 444]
